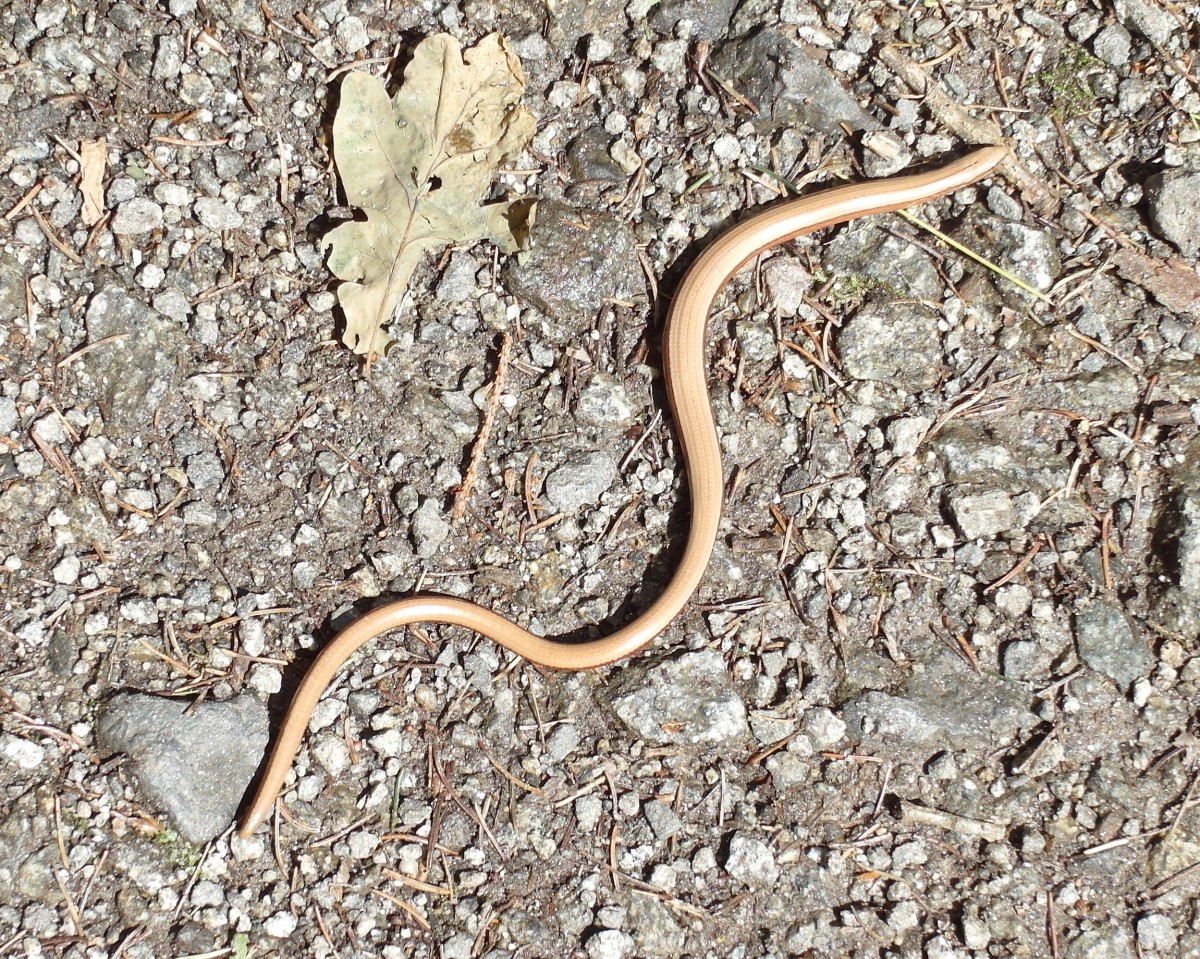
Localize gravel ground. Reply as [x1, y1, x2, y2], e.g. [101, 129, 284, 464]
[2, 0, 1200, 956]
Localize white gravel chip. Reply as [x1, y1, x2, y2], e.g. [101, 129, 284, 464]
[765, 751, 808, 789]
[888, 900, 921, 933]
[692, 847, 717, 873]
[947, 489, 1015, 540]
[575, 794, 603, 831]
[544, 722, 580, 762]
[138, 263, 166, 289]
[0, 397, 17, 434]
[892, 839, 929, 869]
[263, 911, 298, 938]
[32, 414, 68, 444]
[370, 727, 408, 758]
[153, 181, 190, 207]
[191, 880, 225, 908]
[292, 560, 319, 588]
[119, 597, 159, 625]
[963, 914, 991, 949]
[575, 373, 634, 427]
[545, 451, 618, 512]
[802, 706, 847, 748]
[441, 934, 475, 959]
[311, 734, 351, 777]
[309, 697, 346, 732]
[761, 258, 813, 315]
[347, 830, 380, 859]
[585, 929, 635, 959]
[194, 197, 244, 230]
[1136, 913, 1177, 951]
[52, 555, 80, 585]
[247, 664, 282, 696]
[587, 36, 614, 61]
[725, 834, 778, 887]
[2, 735, 47, 769]
[886, 416, 932, 457]
[336, 15, 369, 53]
[14, 451, 41, 477]
[410, 499, 450, 558]
[112, 197, 164, 235]
[611, 649, 749, 745]
[994, 583, 1033, 617]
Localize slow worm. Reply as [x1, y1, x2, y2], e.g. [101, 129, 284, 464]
[239, 144, 1009, 838]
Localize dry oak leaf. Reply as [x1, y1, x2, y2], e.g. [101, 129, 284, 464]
[323, 33, 535, 366]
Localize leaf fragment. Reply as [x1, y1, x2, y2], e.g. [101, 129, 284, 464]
[79, 137, 107, 226]
[1109, 246, 1200, 315]
[323, 33, 535, 366]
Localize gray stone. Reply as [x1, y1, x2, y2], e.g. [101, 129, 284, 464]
[436, 251, 479, 303]
[761, 258, 813, 316]
[1041, 367, 1141, 423]
[609, 649, 749, 746]
[1145, 171, 1200, 258]
[544, 451, 617, 512]
[82, 286, 184, 435]
[193, 197, 243, 231]
[1002, 640, 1043, 680]
[585, 929, 634, 959]
[504, 201, 644, 318]
[946, 488, 1016, 539]
[1063, 925, 1135, 959]
[543, 723, 579, 763]
[725, 833, 778, 886]
[842, 692, 944, 745]
[1136, 914, 1177, 951]
[1179, 491, 1200, 597]
[410, 499, 450, 559]
[837, 306, 942, 392]
[153, 35, 183, 81]
[825, 228, 946, 301]
[987, 184, 1025, 221]
[111, 197, 163, 235]
[643, 799, 682, 840]
[564, 129, 629, 186]
[843, 665, 1037, 756]
[709, 28, 878, 135]
[0, 397, 18, 435]
[1068, 11, 1102, 41]
[1092, 24, 1132, 65]
[1113, 0, 1175, 45]
[1075, 600, 1153, 691]
[335, 15, 369, 53]
[990, 220, 1061, 297]
[628, 895, 687, 957]
[96, 693, 268, 843]
[650, 0, 738, 40]
[575, 374, 634, 428]
[186, 451, 224, 490]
